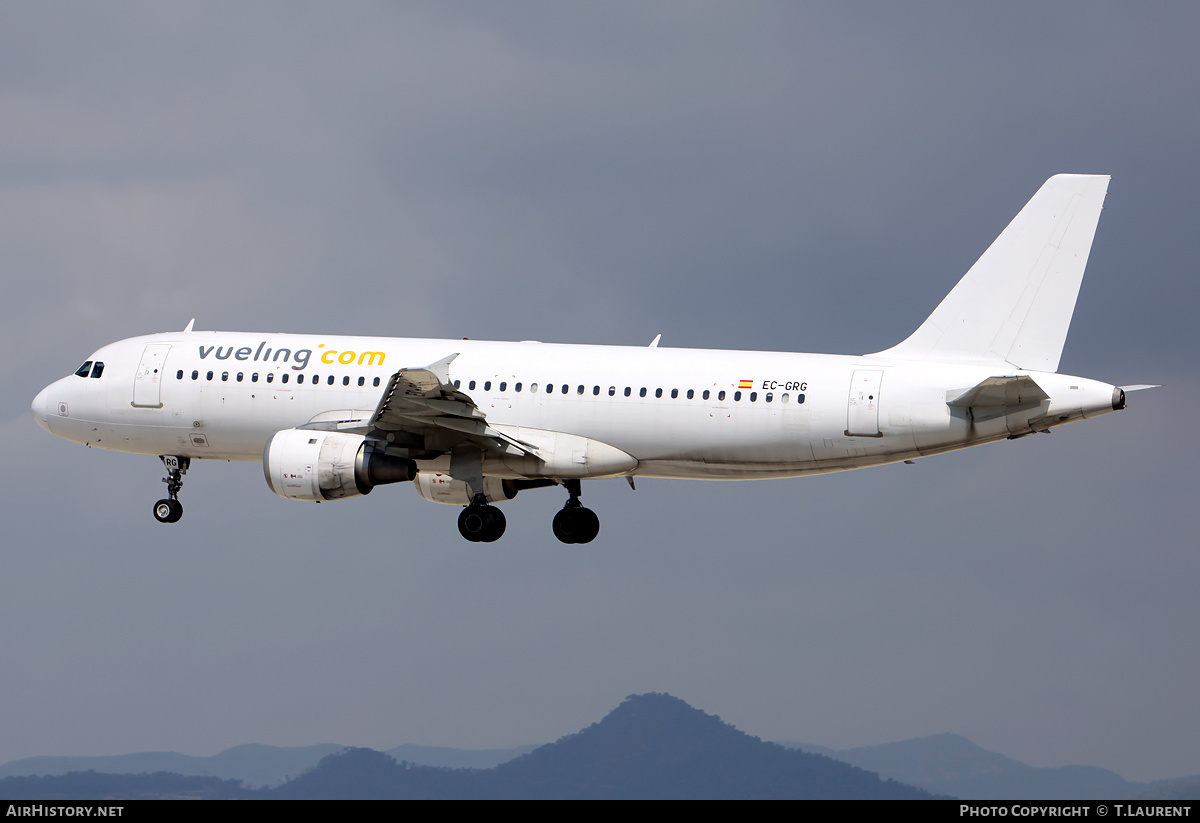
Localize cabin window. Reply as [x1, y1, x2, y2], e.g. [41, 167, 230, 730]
[671, 389, 678, 399]
[343, 376, 350, 386]
[453, 379, 461, 389]
[765, 393, 772, 403]
[74, 361, 93, 378]
[327, 375, 334, 385]
[639, 387, 647, 398]
[236, 373, 244, 382]
[191, 370, 199, 381]
[499, 381, 507, 392]
[373, 377, 380, 387]
[296, 374, 305, 385]
[703, 390, 710, 400]
[469, 380, 476, 390]
[781, 393, 788, 403]
[609, 386, 616, 396]
[546, 384, 555, 394]
[624, 387, 631, 397]
[734, 391, 742, 401]
[266, 373, 274, 383]
[530, 383, 538, 393]
[252, 373, 259, 383]
[281, 373, 289, 384]
[577, 385, 584, 395]
[718, 390, 726, 401]
[515, 383, 522, 392]
[176, 370, 184, 380]
[687, 389, 694, 399]
[484, 381, 492, 391]
[91, 362, 104, 378]
[593, 386, 600, 395]
[357, 376, 364, 386]
[797, 393, 805, 404]
[655, 388, 663, 398]
[750, 391, 757, 402]
[206, 371, 214, 381]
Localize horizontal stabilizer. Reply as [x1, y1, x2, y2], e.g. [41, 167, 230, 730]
[874, 174, 1110, 372]
[1119, 384, 1161, 392]
[948, 375, 1049, 422]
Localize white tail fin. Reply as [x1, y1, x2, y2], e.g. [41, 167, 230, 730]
[873, 174, 1110, 373]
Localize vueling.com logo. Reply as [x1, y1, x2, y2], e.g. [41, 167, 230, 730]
[198, 342, 386, 371]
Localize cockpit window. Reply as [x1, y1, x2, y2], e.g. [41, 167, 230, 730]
[90, 362, 104, 379]
[75, 361, 93, 378]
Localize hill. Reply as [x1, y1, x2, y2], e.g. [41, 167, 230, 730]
[272, 692, 933, 799]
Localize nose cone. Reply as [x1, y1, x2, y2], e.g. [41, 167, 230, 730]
[31, 385, 51, 433]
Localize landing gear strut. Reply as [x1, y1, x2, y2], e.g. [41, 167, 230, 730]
[457, 494, 507, 542]
[153, 455, 189, 524]
[552, 479, 600, 544]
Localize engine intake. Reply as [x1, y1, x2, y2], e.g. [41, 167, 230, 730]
[264, 429, 415, 502]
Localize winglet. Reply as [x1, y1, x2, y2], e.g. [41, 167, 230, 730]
[648, 334, 661, 348]
[183, 318, 195, 333]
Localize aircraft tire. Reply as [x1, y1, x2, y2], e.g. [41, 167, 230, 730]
[153, 499, 183, 524]
[479, 506, 506, 543]
[458, 506, 484, 541]
[459, 505, 505, 542]
[552, 506, 599, 544]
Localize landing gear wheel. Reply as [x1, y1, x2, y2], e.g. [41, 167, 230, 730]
[552, 505, 599, 544]
[153, 498, 183, 523]
[458, 505, 506, 542]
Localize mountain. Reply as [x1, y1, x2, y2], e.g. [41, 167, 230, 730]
[272, 693, 935, 799]
[476, 692, 934, 799]
[385, 743, 536, 769]
[0, 744, 344, 789]
[786, 733, 1144, 799]
[0, 741, 534, 788]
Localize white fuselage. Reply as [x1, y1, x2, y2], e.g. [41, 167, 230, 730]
[31, 330, 1121, 482]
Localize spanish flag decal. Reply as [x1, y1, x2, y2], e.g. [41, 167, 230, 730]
[738, 379, 754, 389]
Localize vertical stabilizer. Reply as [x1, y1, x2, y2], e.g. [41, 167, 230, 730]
[872, 174, 1110, 372]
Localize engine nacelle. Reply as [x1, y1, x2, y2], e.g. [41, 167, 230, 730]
[264, 429, 415, 502]
[413, 472, 518, 506]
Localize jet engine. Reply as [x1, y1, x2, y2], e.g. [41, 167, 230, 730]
[264, 429, 415, 502]
[413, 472, 518, 506]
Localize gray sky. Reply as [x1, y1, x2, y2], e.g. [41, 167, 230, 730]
[2, 2, 1197, 783]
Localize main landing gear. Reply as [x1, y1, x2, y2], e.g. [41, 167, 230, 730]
[153, 455, 189, 524]
[552, 479, 599, 544]
[454, 479, 601, 544]
[458, 495, 507, 542]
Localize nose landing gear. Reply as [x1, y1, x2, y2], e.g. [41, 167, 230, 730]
[153, 455, 189, 524]
[552, 479, 599, 544]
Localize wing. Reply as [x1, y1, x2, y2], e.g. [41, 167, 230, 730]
[365, 354, 539, 458]
[298, 355, 635, 478]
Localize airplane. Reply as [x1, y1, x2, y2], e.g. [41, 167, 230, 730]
[31, 174, 1152, 544]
